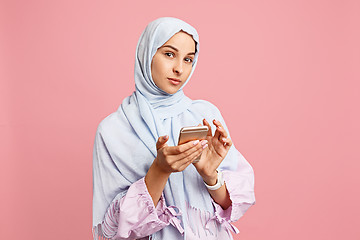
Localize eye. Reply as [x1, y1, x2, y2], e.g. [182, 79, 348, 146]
[165, 52, 174, 58]
[185, 58, 193, 63]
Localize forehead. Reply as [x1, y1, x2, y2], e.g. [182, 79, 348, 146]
[161, 31, 196, 51]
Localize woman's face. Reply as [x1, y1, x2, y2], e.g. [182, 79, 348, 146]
[151, 30, 196, 94]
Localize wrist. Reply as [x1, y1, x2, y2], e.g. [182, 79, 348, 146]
[145, 159, 171, 207]
[152, 158, 172, 176]
[202, 171, 218, 186]
[145, 160, 171, 188]
[204, 170, 225, 191]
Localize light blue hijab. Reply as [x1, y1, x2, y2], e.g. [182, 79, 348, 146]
[93, 17, 250, 239]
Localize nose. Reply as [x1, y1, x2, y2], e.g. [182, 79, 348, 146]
[173, 59, 183, 75]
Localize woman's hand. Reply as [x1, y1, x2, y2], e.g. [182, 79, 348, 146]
[145, 136, 207, 206]
[154, 135, 208, 174]
[193, 119, 232, 185]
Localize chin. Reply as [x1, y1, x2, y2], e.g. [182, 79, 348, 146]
[164, 86, 181, 95]
[166, 90, 177, 95]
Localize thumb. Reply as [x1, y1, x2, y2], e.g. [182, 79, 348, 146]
[156, 135, 169, 150]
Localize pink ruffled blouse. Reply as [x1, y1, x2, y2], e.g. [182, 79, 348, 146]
[93, 168, 255, 240]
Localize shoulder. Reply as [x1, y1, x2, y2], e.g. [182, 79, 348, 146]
[94, 109, 140, 153]
[96, 111, 119, 133]
[95, 108, 132, 138]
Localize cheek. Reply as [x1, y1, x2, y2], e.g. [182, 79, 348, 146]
[152, 58, 168, 76]
[184, 66, 193, 78]
[151, 60, 162, 80]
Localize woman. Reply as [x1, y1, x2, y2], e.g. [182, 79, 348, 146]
[93, 17, 255, 240]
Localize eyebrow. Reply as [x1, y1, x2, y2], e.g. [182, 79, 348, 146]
[161, 45, 195, 55]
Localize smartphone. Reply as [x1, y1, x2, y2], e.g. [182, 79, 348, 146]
[178, 125, 209, 163]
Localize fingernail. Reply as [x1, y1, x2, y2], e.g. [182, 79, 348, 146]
[222, 137, 227, 142]
[163, 135, 168, 140]
[202, 144, 208, 149]
[193, 140, 200, 145]
[201, 140, 208, 146]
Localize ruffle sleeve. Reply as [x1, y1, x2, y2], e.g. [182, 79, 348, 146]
[93, 177, 184, 240]
[209, 151, 256, 234]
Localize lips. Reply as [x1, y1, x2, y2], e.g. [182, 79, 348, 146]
[168, 78, 181, 85]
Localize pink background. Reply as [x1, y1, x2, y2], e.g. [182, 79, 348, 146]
[1, 0, 359, 239]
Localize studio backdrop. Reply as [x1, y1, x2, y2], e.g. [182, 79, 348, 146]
[1, 0, 359, 239]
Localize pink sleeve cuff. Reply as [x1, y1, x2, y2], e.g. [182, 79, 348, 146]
[209, 170, 255, 233]
[102, 177, 184, 239]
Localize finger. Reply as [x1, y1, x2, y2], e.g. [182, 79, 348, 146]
[167, 139, 204, 155]
[221, 137, 233, 148]
[177, 143, 207, 171]
[203, 118, 212, 136]
[176, 139, 208, 160]
[226, 138, 233, 149]
[179, 139, 208, 160]
[213, 119, 228, 140]
[156, 135, 169, 150]
[167, 139, 207, 168]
